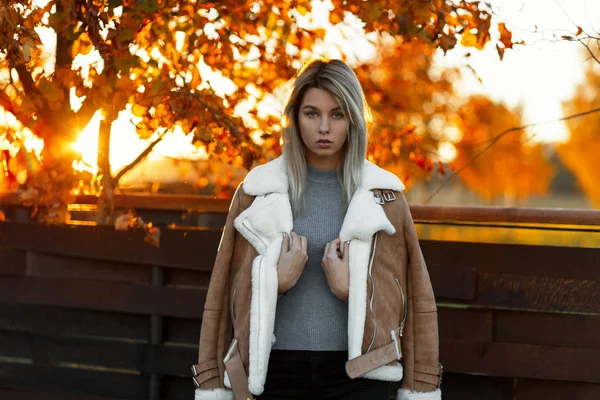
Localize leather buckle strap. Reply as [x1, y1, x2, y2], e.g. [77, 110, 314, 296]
[345, 329, 402, 379]
[192, 360, 219, 377]
[192, 369, 220, 388]
[223, 339, 254, 400]
[414, 362, 443, 388]
[191, 360, 219, 388]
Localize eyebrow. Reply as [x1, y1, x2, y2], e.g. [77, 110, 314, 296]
[302, 105, 343, 112]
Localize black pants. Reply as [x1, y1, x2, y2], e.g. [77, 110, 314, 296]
[257, 350, 390, 400]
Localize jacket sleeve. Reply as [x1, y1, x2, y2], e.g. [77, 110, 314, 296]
[192, 187, 242, 400]
[397, 194, 442, 400]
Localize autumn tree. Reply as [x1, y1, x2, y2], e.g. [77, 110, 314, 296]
[451, 95, 554, 205]
[355, 38, 459, 186]
[0, 0, 512, 223]
[559, 59, 600, 207]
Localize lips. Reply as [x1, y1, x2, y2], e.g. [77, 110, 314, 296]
[317, 140, 332, 143]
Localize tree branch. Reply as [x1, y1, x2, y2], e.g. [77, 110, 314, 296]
[113, 132, 166, 184]
[423, 106, 600, 204]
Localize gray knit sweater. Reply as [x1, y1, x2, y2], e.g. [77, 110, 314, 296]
[272, 165, 348, 351]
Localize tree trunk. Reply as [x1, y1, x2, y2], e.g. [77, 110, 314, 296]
[96, 111, 115, 225]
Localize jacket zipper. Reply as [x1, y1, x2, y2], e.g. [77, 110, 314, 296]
[366, 233, 378, 353]
[230, 283, 237, 324]
[395, 278, 407, 337]
[242, 220, 268, 250]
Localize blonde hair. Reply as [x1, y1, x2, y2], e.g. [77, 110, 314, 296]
[282, 59, 370, 214]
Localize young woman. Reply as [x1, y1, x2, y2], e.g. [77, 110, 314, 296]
[191, 59, 442, 400]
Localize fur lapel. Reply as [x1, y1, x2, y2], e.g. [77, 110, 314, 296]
[233, 155, 405, 394]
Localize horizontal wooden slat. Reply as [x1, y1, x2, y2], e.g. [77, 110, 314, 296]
[421, 240, 600, 280]
[165, 268, 211, 288]
[0, 276, 206, 318]
[0, 331, 195, 377]
[0, 247, 26, 276]
[438, 308, 492, 342]
[162, 376, 195, 400]
[26, 252, 151, 284]
[429, 264, 477, 301]
[439, 372, 513, 400]
[4, 191, 600, 225]
[0, 222, 221, 270]
[0, 304, 148, 340]
[441, 338, 600, 383]
[0, 363, 147, 399]
[164, 317, 200, 345]
[410, 205, 600, 226]
[515, 378, 600, 400]
[0, 388, 122, 400]
[475, 273, 600, 314]
[495, 311, 600, 349]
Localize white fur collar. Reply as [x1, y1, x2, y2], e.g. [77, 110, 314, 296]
[242, 155, 405, 196]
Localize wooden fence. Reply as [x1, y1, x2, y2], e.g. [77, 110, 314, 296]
[0, 195, 599, 399]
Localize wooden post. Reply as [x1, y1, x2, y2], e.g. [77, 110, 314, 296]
[149, 266, 165, 400]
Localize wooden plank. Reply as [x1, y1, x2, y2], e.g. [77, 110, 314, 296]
[495, 311, 600, 349]
[0, 221, 221, 270]
[164, 317, 200, 345]
[439, 372, 513, 400]
[429, 264, 477, 301]
[0, 330, 142, 372]
[515, 378, 600, 400]
[0, 388, 122, 400]
[0, 330, 195, 377]
[0, 276, 206, 319]
[0, 247, 26, 276]
[475, 273, 600, 314]
[0, 363, 147, 399]
[438, 308, 493, 342]
[4, 191, 600, 225]
[165, 268, 211, 288]
[0, 304, 148, 340]
[421, 240, 600, 280]
[441, 338, 600, 383]
[410, 205, 600, 226]
[26, 252, 151, 284]
[162, 376, 195, 400]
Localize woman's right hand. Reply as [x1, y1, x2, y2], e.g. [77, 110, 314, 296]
[276, 232, 308, 294]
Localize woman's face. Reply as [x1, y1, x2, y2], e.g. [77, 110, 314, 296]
[297, 87, 349, 170]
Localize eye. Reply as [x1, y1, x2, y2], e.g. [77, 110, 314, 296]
[332, 111, 345, 119]
[305, 110, 318, 118]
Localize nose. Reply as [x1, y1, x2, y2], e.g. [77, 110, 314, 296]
[318, 116, 330, 134]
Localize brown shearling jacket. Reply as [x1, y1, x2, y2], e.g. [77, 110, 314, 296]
[192, 156, 441, 400]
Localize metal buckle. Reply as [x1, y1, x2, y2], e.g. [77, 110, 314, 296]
[390, 329, 401, 360]
[191, 365, 199, 376]
[374, 192, 385, 205]
[383, 190, 396, 202]
[438, 363, 443, 388]
[192, 374, 201, 388]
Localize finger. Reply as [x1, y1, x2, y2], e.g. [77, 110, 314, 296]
[290, 231, 298, 247]
[329, 239, 340, 258]
[342, 240, 350, 261]
[281, 232, 289, 252]
[300, 235, 307, 251]
[323, 242, 330, 259]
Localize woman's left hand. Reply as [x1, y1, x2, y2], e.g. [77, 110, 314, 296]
[321, 238, 350, 302]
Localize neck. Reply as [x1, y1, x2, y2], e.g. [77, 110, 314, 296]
[305, 154, 340, 171]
